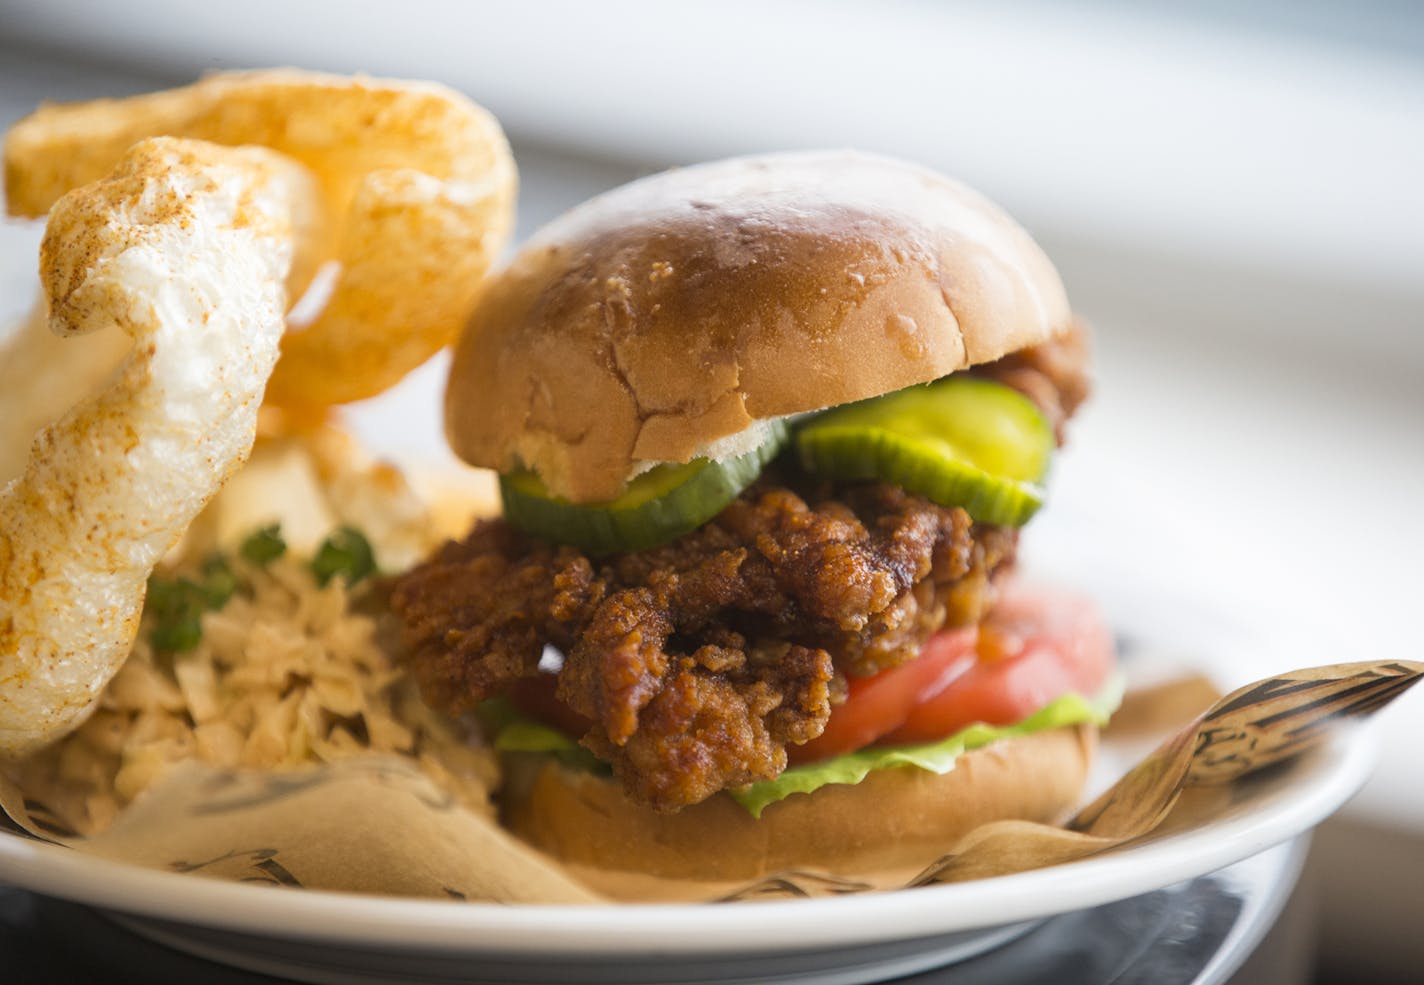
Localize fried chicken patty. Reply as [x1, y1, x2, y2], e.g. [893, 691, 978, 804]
[390, 482, 1016, 811]
[388, 326, 1088, 812]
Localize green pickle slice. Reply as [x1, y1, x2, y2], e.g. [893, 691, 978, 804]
[501, 421, 789, 555]
[795, 376, 1052, 526]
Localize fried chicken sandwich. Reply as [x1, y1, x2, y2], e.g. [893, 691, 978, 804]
[390, 151, 1118, 880]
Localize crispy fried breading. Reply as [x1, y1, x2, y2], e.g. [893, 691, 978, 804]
[390, 481, 1014, 811]
[577, 635, 836, 811]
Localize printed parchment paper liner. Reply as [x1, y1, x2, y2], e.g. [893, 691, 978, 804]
[0, 660, 1417, 904]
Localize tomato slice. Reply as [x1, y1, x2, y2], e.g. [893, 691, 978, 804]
[788, 627, 977, 764]
[791, 584, 1114, 763]
[884, 585, 1114, 745]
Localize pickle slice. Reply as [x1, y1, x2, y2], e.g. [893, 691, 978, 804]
[795, 377, 1052, 527]
[501, 421, 788, 555]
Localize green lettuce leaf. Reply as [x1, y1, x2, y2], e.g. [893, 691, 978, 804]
[490, 708, 608, 773]
[494, 719, 580, 755]
[482, 676, 1123, 817]
[728, 675, 1124, 817]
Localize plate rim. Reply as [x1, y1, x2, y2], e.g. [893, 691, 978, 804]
[0, 726, 1376, 955]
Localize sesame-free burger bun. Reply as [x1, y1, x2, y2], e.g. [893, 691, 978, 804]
[445, 151, 1072, 502]
[506, 725, 1095, 881]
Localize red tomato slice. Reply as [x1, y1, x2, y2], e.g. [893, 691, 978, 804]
[788, 627, 977, 764]
[882, 585, 1114, 746]
[791, 584, 1115, 763]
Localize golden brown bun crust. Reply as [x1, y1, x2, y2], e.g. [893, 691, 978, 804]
[506, 726, 1095, 881]
[446, 151, 1072, 502]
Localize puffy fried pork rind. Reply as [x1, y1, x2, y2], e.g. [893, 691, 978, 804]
[4, 68, 517, 407]
[0, 137, 312, 757]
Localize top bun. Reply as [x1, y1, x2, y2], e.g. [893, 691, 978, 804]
[446, 151, 1071, 502]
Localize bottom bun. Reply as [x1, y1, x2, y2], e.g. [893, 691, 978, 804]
[505, 725, 1096, 881]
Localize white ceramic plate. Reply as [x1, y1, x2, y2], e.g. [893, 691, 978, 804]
[0, 525, 1378, 984]
[0, 708, 1376, 985]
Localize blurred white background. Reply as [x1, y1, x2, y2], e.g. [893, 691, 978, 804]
[0, 2, 1421, 980]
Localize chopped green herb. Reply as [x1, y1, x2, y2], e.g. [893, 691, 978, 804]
[145, 576, 209, 653]
[146, 553, 243, 653]
[149, 612, 204, 653]
[310, 526, 376, 587]
[199, 554, 237, 609]
[240, 524, 286, 567]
